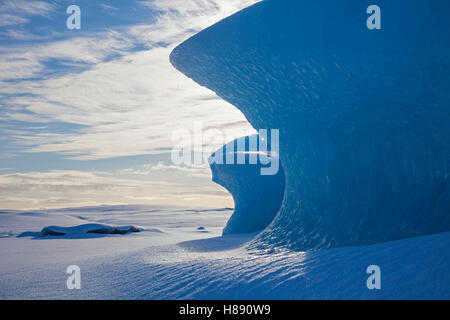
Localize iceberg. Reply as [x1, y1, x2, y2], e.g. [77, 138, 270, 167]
[171, 0, 450, 251]
[209, 135, 285, 235]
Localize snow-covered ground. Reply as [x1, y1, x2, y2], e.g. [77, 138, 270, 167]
[0, 205, 449, 299]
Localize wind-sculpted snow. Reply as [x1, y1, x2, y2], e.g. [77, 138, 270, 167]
[18, 224, 143, 239]
[170, 0, 450, 251]
[209, 135, 285, 235]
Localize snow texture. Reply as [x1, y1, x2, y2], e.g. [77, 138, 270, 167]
[0, 206, 449, 299]
[18, 224, 142, 239]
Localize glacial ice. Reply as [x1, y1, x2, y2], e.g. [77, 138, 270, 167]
[209, 135, 285, 235]
[171, 0, 450, 251]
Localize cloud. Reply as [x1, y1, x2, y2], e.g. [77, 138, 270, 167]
[0, 13, 28, 27]
[99, 3, 119, 12]
[0, 0, 259, 160]
[0, 170, 231, 210]
[138, 0, 221, 16]
[0, 0, 54, 16]
[0, 0, 54, 27]
[0, 0, 260, 209]
[0, 30, 134, 81]
[122, 161, 212, 178]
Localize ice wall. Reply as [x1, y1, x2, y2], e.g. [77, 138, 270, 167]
[209, 135, 285, 235]
[171, 0, 450, 251]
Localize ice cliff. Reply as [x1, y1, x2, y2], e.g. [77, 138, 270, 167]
[171, 0, 450, 251]
[209, 135, 285, 235]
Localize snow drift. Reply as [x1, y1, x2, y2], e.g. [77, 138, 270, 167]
[1, 206, 449, 299]
[171, 0, 450, 251]
[18, 224, 142, 239]
[209, 135, 285, 235]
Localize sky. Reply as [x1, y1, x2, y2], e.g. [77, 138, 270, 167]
[0, 0, 259, 210]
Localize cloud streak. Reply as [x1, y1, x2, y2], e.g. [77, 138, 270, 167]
[0, 169, 231, 210]
[0, 0, 259, 160]
[0, 0, 259, 209]
[0, 0, 54, 27]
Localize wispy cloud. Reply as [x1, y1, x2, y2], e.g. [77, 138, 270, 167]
[0, 13, 28, 27]
[99, 3, 119, 12]
[0, 30, 133, 81]
[0, 0, 54, 27]
[0, 0, 259, 209]
[0, 0, 258, 160]
[122, 161, 211, 178]
[0, 169, 230, 210]
[0, 0, 54, 16]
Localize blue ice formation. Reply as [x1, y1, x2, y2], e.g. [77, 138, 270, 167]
[170, 0, 450, 251]
[209, 135, 285, 235]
